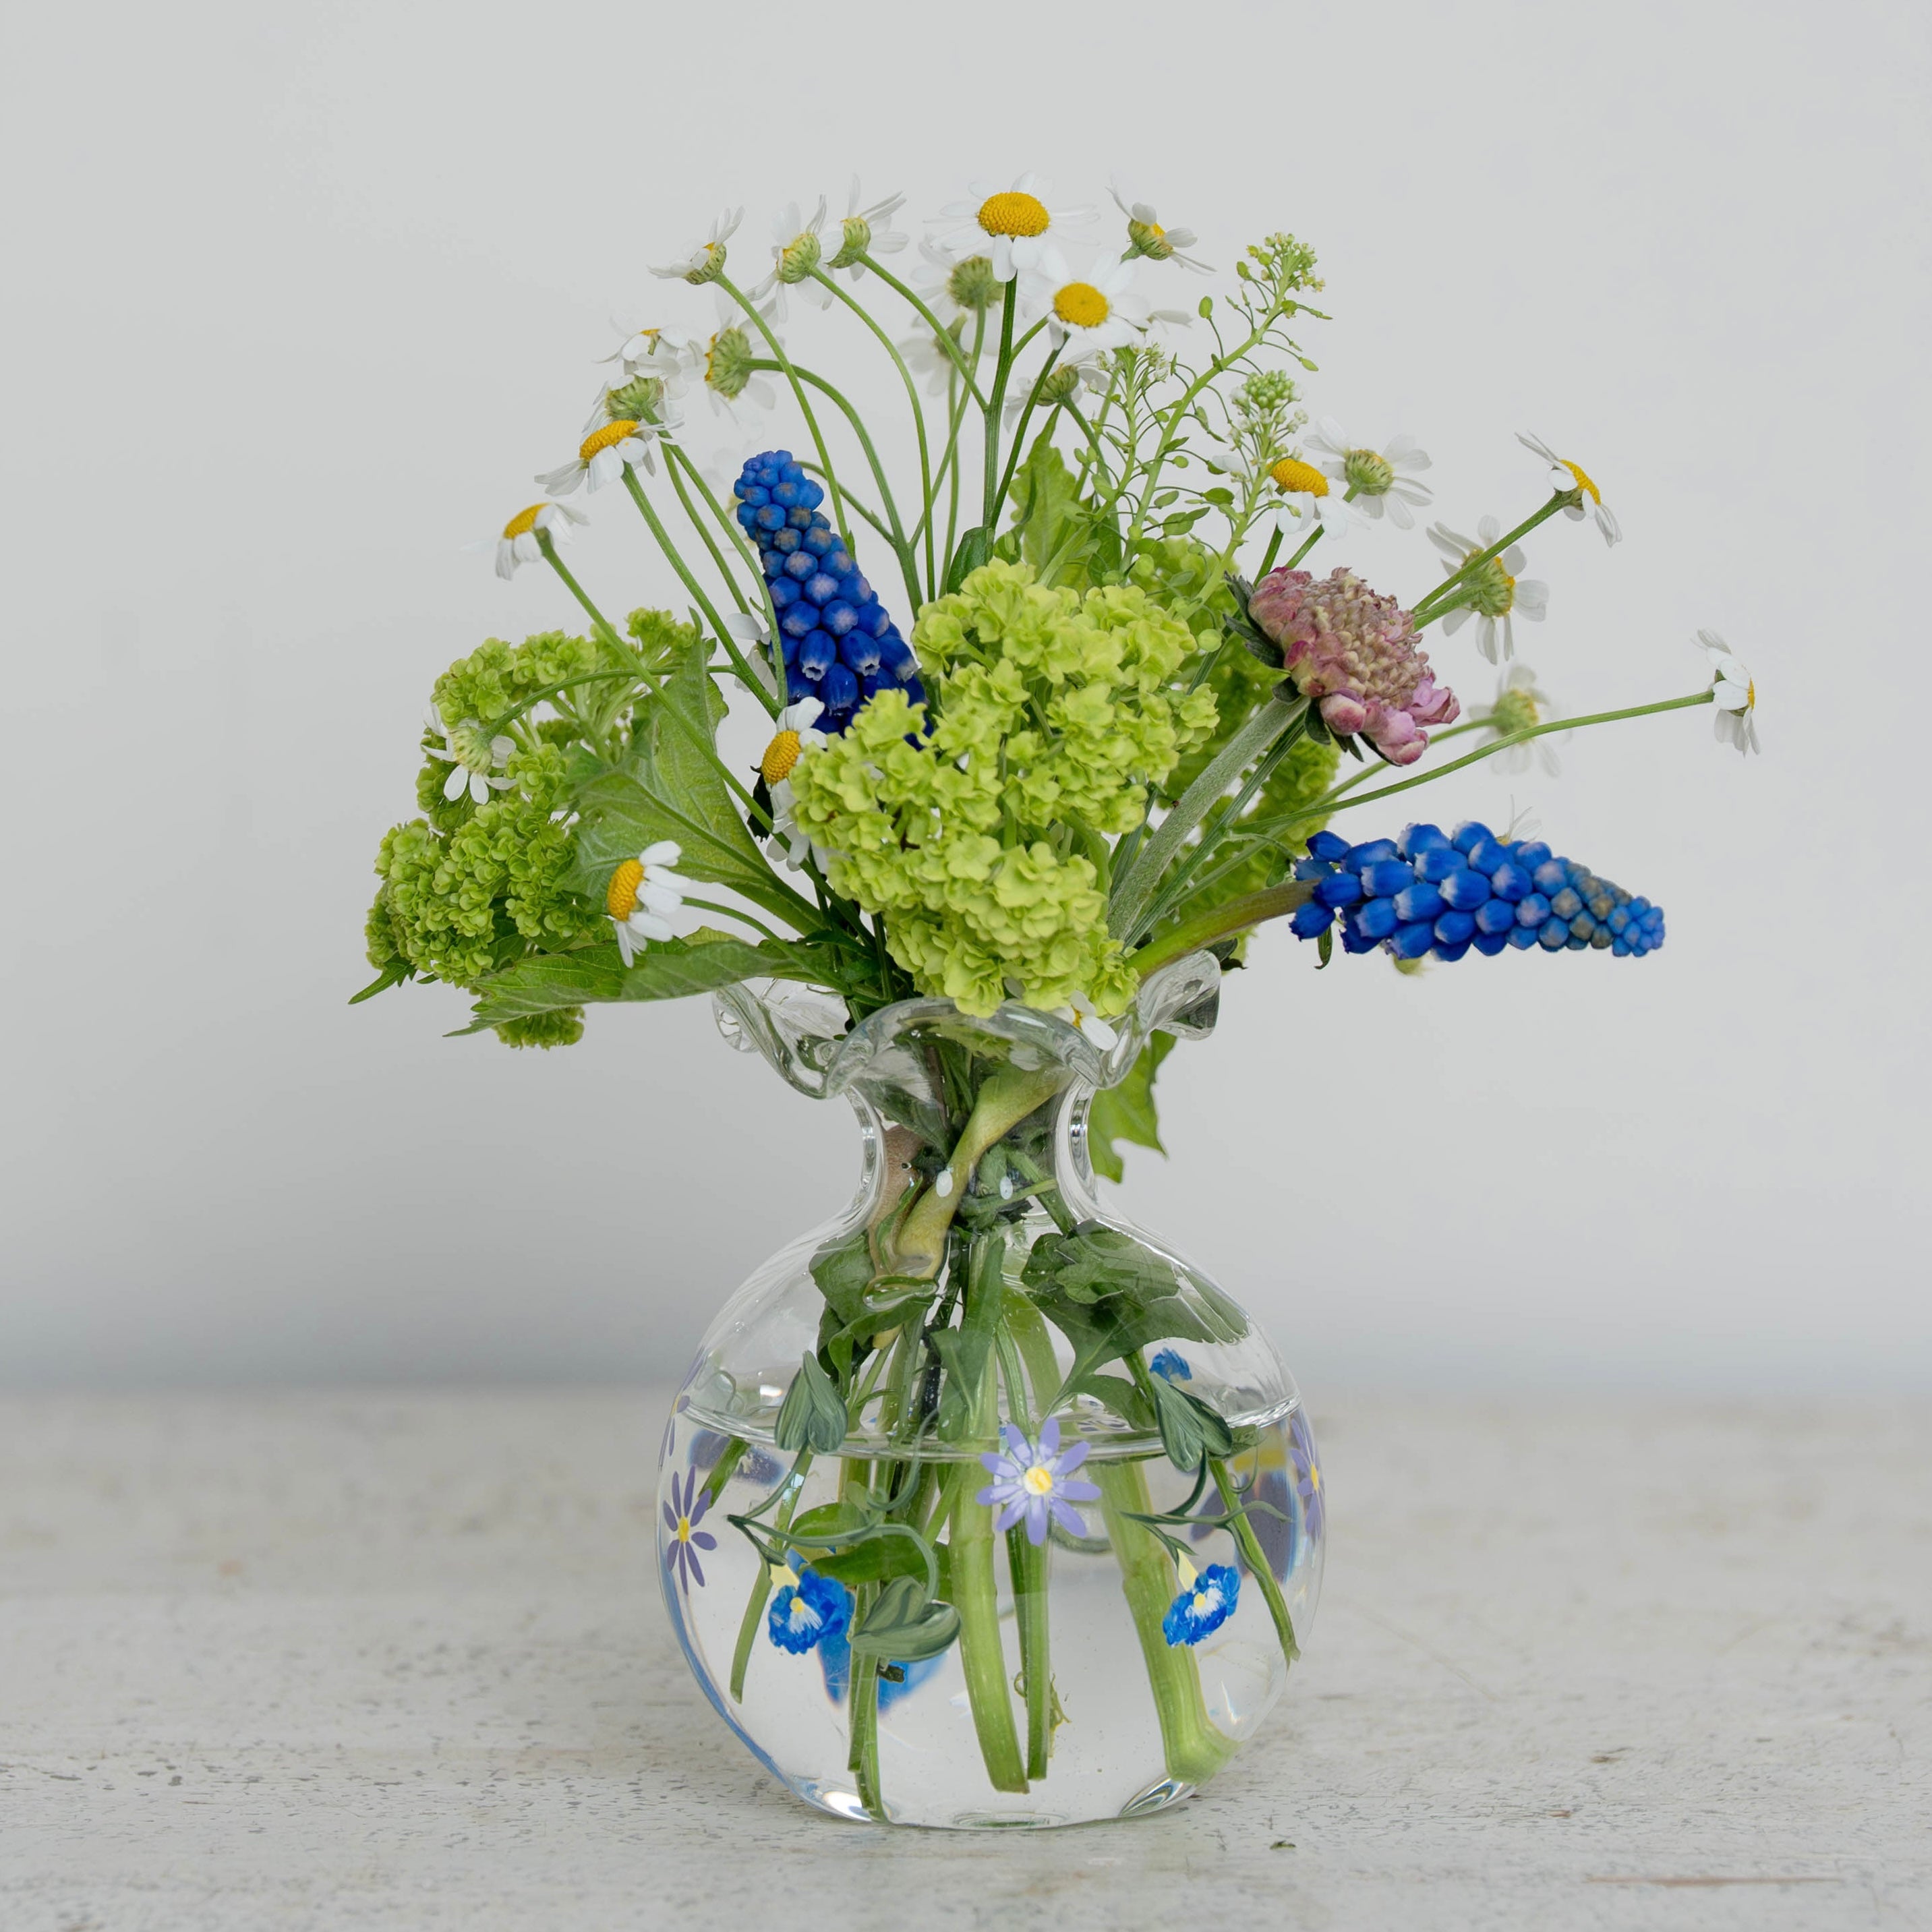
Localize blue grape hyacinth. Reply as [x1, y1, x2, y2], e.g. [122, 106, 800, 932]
[1289, 821, 1666, 963]
[733, 449, 923, 733]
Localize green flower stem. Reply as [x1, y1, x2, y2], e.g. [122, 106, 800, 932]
[1283, 522, 1325, 570]
[1111, 691, 1310, 942]
[811, 268, 937, 596]
[992, 1310, 1055, 1780]
[847, 1578, 885, 1816]
[891, 1068, 1065, 1279]
[699, 1438, 749, 1510]
[749, 359, 922, 612]
[680, 896, 784, 943]
[617, 468, 736, 648]
[1130, 880, 1314, 978]
[1209, 1457, 1299, 1670]
[1126, 314, 1277, 549]
[798, 462, 897, 549]
[989, 339, 1066, 529]
[536, 535, 626, 656]
[1253, 524, 1285, 579]
[1277, 690, 1718, 833]
[1411, 496, 1566, 625]
[1132, 715, 1307, 939]
[662, 446, 751, 615]
[911, 311, 987, 556]
[1095, 1460, 1237, 1788]
[857, 256, 991, 409]
[1007, 1523, 1053, 1780]
[948, 1233, 1028, 1795]
[715, 272, 855, 550]
[728, 1448, 813, 1702]
[980, 280, 1020, 533]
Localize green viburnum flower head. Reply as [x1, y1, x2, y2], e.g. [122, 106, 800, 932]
[374, 794, 602, 993]
[494, 1008, 585, 1049]
[787, 562, 1217, 1018]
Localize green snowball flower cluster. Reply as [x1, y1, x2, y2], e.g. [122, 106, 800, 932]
[786, 561, 1217, 1016]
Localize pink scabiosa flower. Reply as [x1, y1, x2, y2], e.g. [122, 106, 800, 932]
[1248, 566, 1460, 767]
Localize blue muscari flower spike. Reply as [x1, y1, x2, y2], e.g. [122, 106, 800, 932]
[767, 1556, 852, 1655]
[1290, 822, 1666, 963]
[734, 448, 921, 735]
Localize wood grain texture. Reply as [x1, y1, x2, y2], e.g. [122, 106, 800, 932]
[0, 1389, 1925, 1931]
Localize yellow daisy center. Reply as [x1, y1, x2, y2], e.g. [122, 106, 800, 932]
[978, 190, 1051, 239]
[606, 858, 643, 917]
[1148, 221, 1167, 240]
[1193, 1591, 1211, 1614]
[761, 729, 804, 786]
[674, 1515, 692, 1543]
[1307, 1463, 1321, 1492]
[1022, 1464, 1055, 1496]
[579, 419, 640, 461]
[1270, 457, 1329, 497]
[1053, 282, 1111, 329]
[1559, 458, 1602, 505]
[1745, 679, 1756, 710]
[501, 504, 545, 540]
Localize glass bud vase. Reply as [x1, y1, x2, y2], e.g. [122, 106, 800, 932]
[657, 953, 1323, 1829]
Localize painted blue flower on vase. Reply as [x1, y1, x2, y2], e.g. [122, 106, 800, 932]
[767, 1558, 853, 1654]
[1163, 1556, 1241, 1646]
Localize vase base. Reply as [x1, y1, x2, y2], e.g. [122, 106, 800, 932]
[787, 1775, 1198, 1831]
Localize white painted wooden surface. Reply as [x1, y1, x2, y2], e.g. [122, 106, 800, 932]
[1, 1391, 1925, 1930]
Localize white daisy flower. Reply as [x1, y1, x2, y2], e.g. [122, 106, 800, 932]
[1264, 455, 1359, 542]
[929, 174, 1094, 283]
[749, 697, 829, 871]
[1697, 630, 1759, 755]
[692, 290, 780, 419]
[423, 708, 515, 805]
[596, 320, 695, 386]
[752, 199, 833, 318]
[650, 208, 743, 285]
[1428, 517, 1549, 664]
[1481, 664, 1563, 775]
[1107, 177, 1212, 273]
[537, 413, 667, 496]
[827, 177, 910, 281]
[722, 610, 778, 695]
[488, 500, 587, 581]
[1517, 432, 1621, 547]
[1003, 350, 1108, 426]
[605, 840, 689, 964]
[1022, 247, 1150, 353]
[1053, 993, 1119, 1051]
[1304, 420, 1434, 530]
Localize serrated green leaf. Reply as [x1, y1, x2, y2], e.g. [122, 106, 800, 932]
[775, 1351, 848, 1455]
[462, 935, 827, 1030]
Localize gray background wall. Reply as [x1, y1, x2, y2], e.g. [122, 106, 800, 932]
[3, 0, 1926, 1390]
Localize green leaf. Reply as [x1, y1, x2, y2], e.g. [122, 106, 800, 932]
[848, 1575, 962, 1662]
[566, 769, 769, 902]
[809, 1229, 875, 1336]
[1087, 1031, 1175, 1183]
[944, 525, 992, 593]
[775, 1351, 848, 1455]
[1022, 1225, 1247, 1393]
[461, 936, 825, 1030]
[811, 1529, 933, 1589]
[347, 959, 412, 1005]
[1148, 1374, 1235, 1473]
[1006, 435, 1098, 589]
[930, 1326, 993, 1443]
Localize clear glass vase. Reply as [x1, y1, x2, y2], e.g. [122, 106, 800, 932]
[656, 954, 1323, 1829]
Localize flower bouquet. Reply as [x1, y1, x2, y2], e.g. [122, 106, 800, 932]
[358, 175, 1753, 1827]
